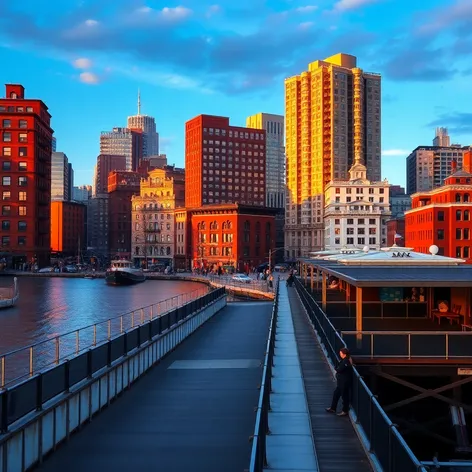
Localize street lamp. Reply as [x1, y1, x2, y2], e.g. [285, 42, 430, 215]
[268, 247, 286, 272]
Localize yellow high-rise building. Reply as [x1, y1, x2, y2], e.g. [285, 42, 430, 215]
[285, 53, 381, 258]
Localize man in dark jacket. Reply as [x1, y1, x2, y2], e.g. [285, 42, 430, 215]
[326, 347, 353, 416]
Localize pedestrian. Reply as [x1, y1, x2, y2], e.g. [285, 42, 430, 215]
[326, 347, 353, 416]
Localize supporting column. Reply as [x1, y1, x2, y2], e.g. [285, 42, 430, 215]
[322, 271, 327, 313]
[310, 265, 314, 291]
[316, 268, 320, 291]
[356, 286, 363, 332]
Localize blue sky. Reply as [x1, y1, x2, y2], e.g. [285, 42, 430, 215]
[1, 0, 472, 187]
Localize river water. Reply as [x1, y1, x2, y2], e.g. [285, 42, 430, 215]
[0, 275, 207, 381]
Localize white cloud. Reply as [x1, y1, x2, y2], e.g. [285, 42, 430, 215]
[334, 0, 380, 11]
[79, 72, 100, 84]
[84, 19, 99, 26]
[298, 21, 314, 30]
[381, 149, 410, 157]
[73, 57, 93, 69]
[160, 6, 192, 21]
[295, 5, 318, 13]
[136, 6, 152, 13]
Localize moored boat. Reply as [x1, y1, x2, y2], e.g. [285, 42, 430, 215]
[0, 277, 19, 309]
[105, 260, 146, 286]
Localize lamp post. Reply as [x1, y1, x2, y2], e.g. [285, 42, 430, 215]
[268, 247, 286, 272]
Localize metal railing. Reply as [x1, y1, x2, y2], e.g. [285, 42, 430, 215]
[0, 287, 209, 389]
[294, 277, 427, 472]
[249, 278, 279, 472]
[421, 461, 472, 470]
[206, 274, 271, 294]
[340, 331, 472, 360]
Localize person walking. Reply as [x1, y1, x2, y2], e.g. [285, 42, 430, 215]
[326, 347, 353, 416]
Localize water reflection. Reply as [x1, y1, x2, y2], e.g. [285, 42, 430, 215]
[0, 276, 207, 355]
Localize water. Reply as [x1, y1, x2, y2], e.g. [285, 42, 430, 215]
[0, 276, 208, 385]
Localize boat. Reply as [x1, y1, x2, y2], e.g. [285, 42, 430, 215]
[0, 277, 19, 309]
[105, 260, 146, 286]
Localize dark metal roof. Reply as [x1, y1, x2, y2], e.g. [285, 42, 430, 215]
[299, 260, 472, 287]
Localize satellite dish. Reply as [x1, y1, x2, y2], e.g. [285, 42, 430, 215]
[429, 245, 439, 255]
[363, 245, 369, 253]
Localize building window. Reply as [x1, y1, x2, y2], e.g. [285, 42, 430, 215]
[18, 176, 27, 187]
[2, 192, 10, 201]
[2, 132, 11, 142]
[243, 246, 249, 257]
[2, 147, 11, 156]
[2, 120, 11, 128]
[437, 211, 444, 222]
[464, 228, 470, 240]
[19, 191, 27, 201]
[456, 228, 462, 240]
[2, 162, 10, 171]
[2, 236, 9, 247]
[347, 237, 354, 244]
[18, 206, 26, 216]
[464, 210, 470, 221]
[456, 210, 462, 221]
[19, 133, 27, 143]
[464, 247, 470, 258]
[2, 177, 10, 186]
[18, 221, 27, 231]
[369, 237, 376, 244]
[19, 120, 27, 129]
[18, 236, 26, 246]
[2, 206, 10, 216]
[437, 229, 445, 240]
[19, 147, 27, 157]
[1, 221, 10, 230]
[456, 247, 462, 258]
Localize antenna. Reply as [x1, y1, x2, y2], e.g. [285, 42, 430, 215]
[137, 88, 141, 115]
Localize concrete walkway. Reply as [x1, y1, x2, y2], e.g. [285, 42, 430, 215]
[264, 283, 319, 471]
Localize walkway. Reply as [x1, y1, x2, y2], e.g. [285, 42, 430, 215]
[265, 283, 319, 471]
[34, 302, 273, 472]
[287, 286, 372, 472]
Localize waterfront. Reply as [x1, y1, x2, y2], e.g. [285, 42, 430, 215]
[0, 276, 207, 356]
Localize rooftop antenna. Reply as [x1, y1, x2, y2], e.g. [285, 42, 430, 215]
[137, 88, 141, 115]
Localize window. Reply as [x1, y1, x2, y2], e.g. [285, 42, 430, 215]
[18, 221, 27, 231]
[19, 120, 27, 129]
[369, 219, 375, 225]
[2, 132, 11, 142]
[437, 229, 445, 240]
[18, 176, 27, 187]
[456, 228, 462, 239]
[26, 107, 33, 113]
[2, 177, 10, 186]
[17, 236, 26, 246]
[18, 206, 26, 216]
[19, 133, 27, 143]
[2, 162, 10, 171]
[19, 191, 27, 201]
[456, 210, 462, 221]
[1, 221, 10, 230]
[2, 147, 11, 156]
[2, 236, 9, 247]
[2, 120, 11, 128]
[437, 211, 444, 222]
[456, 247, 462, 258]
[2, 192, 10, 201]
[464, 210, 470, 221]
[18, 147, 27, 157]
[464, 247, 470, 258]
[18, 162, 27, 171]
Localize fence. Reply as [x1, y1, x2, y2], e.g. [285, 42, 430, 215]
[249, 279, 279, 472]
[294, 277, 427, 472]
[0, 287, 225, 434]
[341, 331, 472, 360]
[0, 287, 209, 389]
[207, 274, 271, 294]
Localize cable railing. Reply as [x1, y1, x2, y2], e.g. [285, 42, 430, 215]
[0, 287, 209, 389]
[340, 331, 472, 360]
[249, 278, 279, 472]
[294, 277, 427, 472]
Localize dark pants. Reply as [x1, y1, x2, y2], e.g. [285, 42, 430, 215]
[330, 385, 350, 413]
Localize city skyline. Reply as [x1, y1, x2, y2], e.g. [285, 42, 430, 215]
[1, 0, 471, 187]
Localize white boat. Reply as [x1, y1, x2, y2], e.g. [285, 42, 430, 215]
[0, 277, 19, 309]
[105, 260, 146, 286]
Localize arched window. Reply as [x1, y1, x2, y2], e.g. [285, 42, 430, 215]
[160, 247, 165, 255]
[10, 92, 17, 99]
[465, 194, 470, 203]
[210, 220, 218, 230]
[255, 221, 261, 232]
[456, 193, 461, 203]
[244, 220, 250, 231]
[166, 246, 171, 255]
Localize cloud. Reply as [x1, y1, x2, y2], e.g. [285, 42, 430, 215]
[427, 112, 472, 136]
[73, 57, 93, 69]
[206, 5, 221, 18]
[160, 6, 192, 22]
[417, 0, 472, 36]
[334, 0, 380, 12]
[381, 149, 410, 157]
[298, 22, 314, 31]
[84, 19, 99, 27]
[295, 6, 318, 13]
[79, 71, 100, 84]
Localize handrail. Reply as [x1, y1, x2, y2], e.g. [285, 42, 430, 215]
[249, 277, 279, 472]
[294, 277, 427, 472]
[0, 287, 209, 389]
[206, 274, 271, 294]
[342, 330, 472, 335]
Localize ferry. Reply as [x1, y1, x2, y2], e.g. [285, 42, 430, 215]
[0, 277, 19, 309]
[105, 260, 146, 286]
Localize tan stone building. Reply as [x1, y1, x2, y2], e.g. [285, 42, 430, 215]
[131, 166, 185, 269]
[285, 53, 381, 259]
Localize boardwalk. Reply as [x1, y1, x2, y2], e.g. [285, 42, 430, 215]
[34, 302, 273, 472]
[287, 287, 373, 472]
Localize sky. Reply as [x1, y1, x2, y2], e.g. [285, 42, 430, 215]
[1, 0, 472, 188]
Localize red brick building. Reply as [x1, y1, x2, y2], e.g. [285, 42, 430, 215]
[50, 201, 86, 256]
[107, 171, 141, 259]
[188, 204, 276, 272]
[387, 218, 405, 246]
[0, 84, 53, 268]
[95, 154, 126, 194]
[405, 167, 472, 262]
[185, 115, 266, 209]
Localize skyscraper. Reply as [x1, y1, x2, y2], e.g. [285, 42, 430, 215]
[51, 152, 71, 201]
[246, 113, 285, 208]
[127, 90, 159, 157]
[100, 127, 143, 171]
[285, 53, 381, 258]
[433, 127, 450, 147]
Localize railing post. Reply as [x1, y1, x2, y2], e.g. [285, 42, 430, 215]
[150, 305, 154, 320]
[408, 333, 411, 360]
[1, 356, 5, 389]
[55, 336, 60, 365]
[29, 346, 34, 377]
[93, 324, 97, 346]
[445, 333, 449, 360]
[141, 308, 144, 324]
[75, 330, 80, 355]
[120, 315, 123, 333]
[131, 312, 135, 328]
[107, 320, 111, 340]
